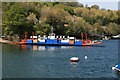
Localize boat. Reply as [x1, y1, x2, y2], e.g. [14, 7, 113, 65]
[113, 64, 120, 72]
[70, 57, 79, 62]
[111, 34, 120, 39]
[14, 32, 102, 46]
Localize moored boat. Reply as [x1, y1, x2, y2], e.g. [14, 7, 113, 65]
[111, 34, 120, 39]
[70, 57, 79, 62]
[114, 64, 120, 72]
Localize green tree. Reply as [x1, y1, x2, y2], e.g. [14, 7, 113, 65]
[66, 2, 83, 7]
[69, 16, 92, 36]
[54, 4, 74, 15]
[74, 7, 88, 17]
[107, 23, 119, 35]
[43, 7, 70, 35]
[91, 5, 99, 9]
[2, 5, 34, 37]
[93, 23, 104, 34]
[33, 23, 51, 35]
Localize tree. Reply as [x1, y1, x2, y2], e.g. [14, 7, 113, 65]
[91, 5, 99, 9]
[66, 2, 82, 7]
[54, 4, 74, 15]
[53, 2, 59, 6]
[78, 3, 84, 7]
[43, 7, 70, 35]
[33, 23, 51, 35]
[74, 7, 89, 17]
[69, 16, 92, 37]
[93, 23, 104, 34]
[2, 5, 34, 37]
[107, 23, 119, 35]
[2, 2, 15, 12]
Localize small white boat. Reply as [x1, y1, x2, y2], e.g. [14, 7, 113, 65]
[112, 34, 120, 39]
[115, 64, 120, 72]
[70, 57, 79, 62]
[112, 64, 120, 72]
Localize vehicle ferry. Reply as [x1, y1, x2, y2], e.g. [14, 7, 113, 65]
[15, 32, 101, 46]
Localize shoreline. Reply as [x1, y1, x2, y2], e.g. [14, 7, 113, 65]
[0, 38, 15, 44]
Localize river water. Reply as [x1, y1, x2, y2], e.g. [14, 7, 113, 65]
[2, 40, 120, 78]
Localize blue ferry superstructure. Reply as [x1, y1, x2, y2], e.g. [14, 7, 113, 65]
[15, 32, 101, 46]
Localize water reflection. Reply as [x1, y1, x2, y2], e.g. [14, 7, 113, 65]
[70, 62, 78, 65]
[21, 45, 27, 50]
[33, 46, 37, 51]
[70, 62, 78, 70]
[20, 45, 73, 51]
[38, 46, 45, 51]
[20, 44, 103, 51]
[116, 71, 120, 77]
[46, 46, 58, 51]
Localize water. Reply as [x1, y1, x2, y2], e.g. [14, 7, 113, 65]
[2, 40, 119, 78]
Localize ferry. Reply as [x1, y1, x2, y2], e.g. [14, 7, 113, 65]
[15, 32, 101, 46]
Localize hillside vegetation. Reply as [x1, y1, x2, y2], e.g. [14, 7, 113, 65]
[2, 2, 120, 39]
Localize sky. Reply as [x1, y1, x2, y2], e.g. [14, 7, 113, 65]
[78, 0, 119, 10]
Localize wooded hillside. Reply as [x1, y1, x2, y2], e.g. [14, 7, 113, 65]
[2, 2, 120, 38]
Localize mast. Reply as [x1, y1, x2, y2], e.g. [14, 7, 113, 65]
[81, 33, 83, 45]
[25, 32, 27, 42]
[85, 33, 87, 41]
